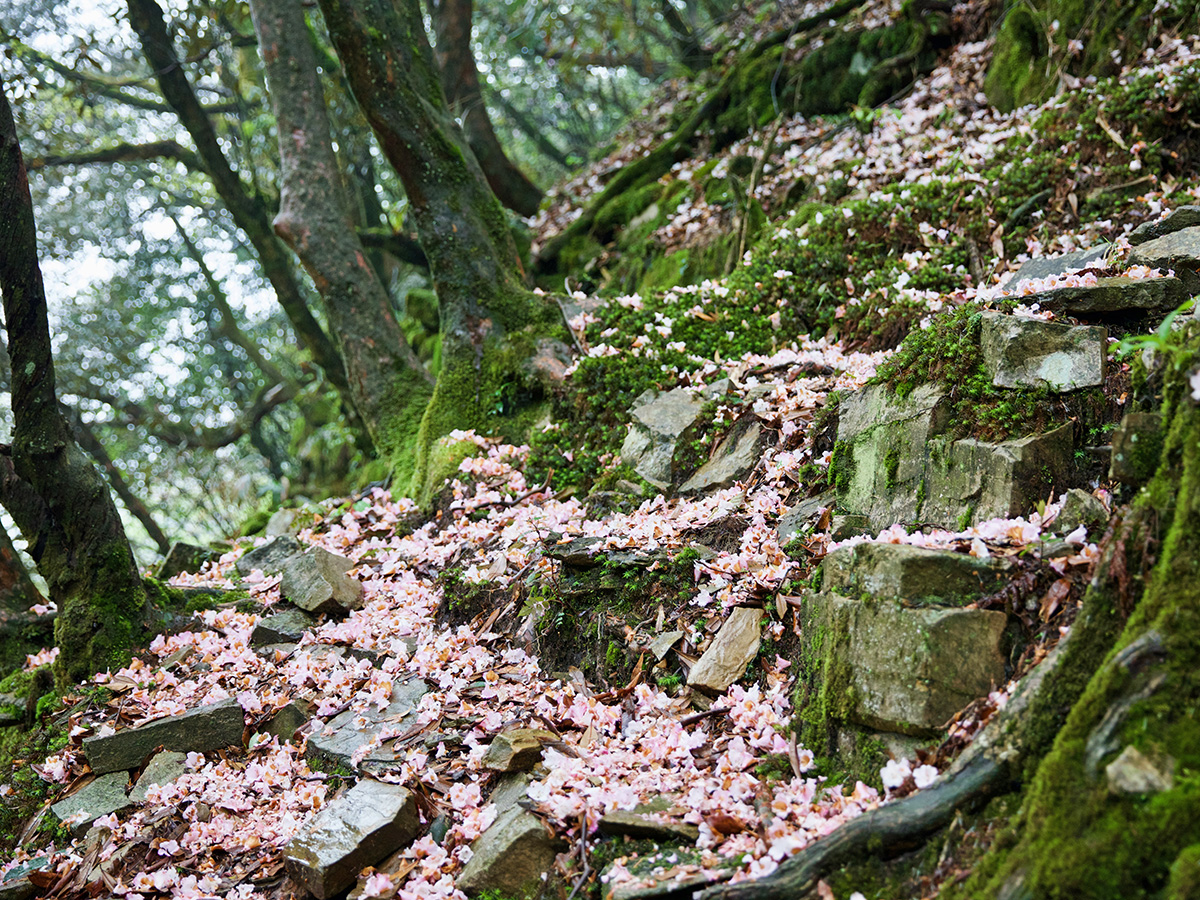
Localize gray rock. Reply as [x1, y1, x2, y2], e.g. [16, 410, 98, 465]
[251, 608, 316, 645]
[283, 779, 420, 900]
[621, 383, 727, 490]
[235, 535, 304, 577]
[1128, 206, 1200, 244]
[482, 729, 558, 773]
[84, 698, 245, 775]
[1109, 411, 1164, 484]
[260, 699, 313, 742]
[776, 492, 834, 545]
[457, 805, 566, 899]
[1010, 246, 1109, 285]
[979, 312, 1106, 391]
[265, 508, 305, 537]
[829, 514, 870, 540]
[307, 679, 428, 772]
[0, 877, 34, 900]
[686, 606, 761, 694]
[488, 772, 533, 815]
[156, 542, 217, 581]
[280, 547, 363, 617]
[679, 419, 763, 494]
[1128, 225, 1200, 270]
[598, 810, 700, 844]
[837, 383, 950, 445]
[128, 751, 188, 804]
[649, 631, 685, 662]
[1022, 276, 1187, 318]
[918, 424, 1075, 529]
[1054, 488, 1109, 536]
[1105, 745, 1174, 795]
[600, 847, 734, 900]
[543, 535, 605, 567]
[798, 591, 1008, 736]
[51, 772, 132, 836]
[823, 543, 1012, 606]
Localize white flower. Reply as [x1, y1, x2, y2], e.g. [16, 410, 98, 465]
[1190, 367, 1200, 403]
[913, 765, 939, 789]
[880, 757, 912, 790]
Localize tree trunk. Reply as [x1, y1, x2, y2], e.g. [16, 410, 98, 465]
[125, 0, 368, 446]
[248, 0, 435, 457]
[317, 0, 557, 498]
[0, 81, 147, 686]
[430, 0, 544, 217]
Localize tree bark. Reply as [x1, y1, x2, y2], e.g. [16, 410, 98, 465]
[124, 0, 365, 441]
[429, 0, 544, 217]
[0, 80, 148, 685]
[317, 0, 556, 497]
[249, 0, 435, 457]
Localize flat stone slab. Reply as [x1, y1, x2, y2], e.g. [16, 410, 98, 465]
[307, 679, 428, 772]
[679, 419, 763, 495]
[280, 547, 363, 617]
[980, 312, 1106, 391]
[1021, 276, 1186, 318]
[649, 631, 684, 662]
[128, 750, 188, 804]
[1010, 246, 1109, 285]
[776, 492, 834, 546]
[1128, 225, 1200, 269]
[598, 810, 700, 844]
[1129, 206, 1200, 244]
[84, 698, 245, 775]
[823, 542, 1012, 606]
[51, 772, 132, 836]
[483, 728, 558, 773]
[251, 608, 315, 645]
[283, 779, 420, 900]
[687, 606, 761, 694]
[458, 805, 565, 899]
[236, 535, 303, 576]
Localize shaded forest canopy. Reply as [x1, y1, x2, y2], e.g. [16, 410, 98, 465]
[1, 0, 1200, 898]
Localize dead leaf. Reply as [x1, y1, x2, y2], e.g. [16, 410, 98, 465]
[704, 812, 747, 836]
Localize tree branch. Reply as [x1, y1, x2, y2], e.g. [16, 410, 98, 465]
[27, 139, 202, 172]
[355, 227, 429, 267]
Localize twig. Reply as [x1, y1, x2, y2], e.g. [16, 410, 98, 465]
[681, 706, 729, 726]
[565, 812, 592, 900]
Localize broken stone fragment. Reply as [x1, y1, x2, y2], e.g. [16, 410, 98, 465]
[457, 805, 566, 899]
[50, 772, 132, 837]
[1106, 745, 1174, 795]
[620, 382, 728, 490]
[280, 546, 363, 616]
[156, 541, 217, 581]
[1109, 411, 1164, 484]
[482, 728, 559, 772]
[306, 679, 427, 772]
[283, 779, 420, 900]
[83, 697, 245, 775]
[1128, 225, 1200, 272]
[823, 542, 1012, 606]
[598, 809, 700, 843]
[686, 606, 761, 694]
[678, 418, 763, 495]
[128, 750, 188, 804]
[259, 699, 313, 742]
[649, 631, 685, 662]
[979, 311, 1106, 391]
[235, 535, 304, 576]
[265, 507, 305, 537]
[1053, 488, 1109, 536]
[775, 491, 834, 546]
[1128, 206, 1200, 244]
[251, 607, 316, 645]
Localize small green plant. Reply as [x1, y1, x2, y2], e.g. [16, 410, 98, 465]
[1115, 298, 1197, 360]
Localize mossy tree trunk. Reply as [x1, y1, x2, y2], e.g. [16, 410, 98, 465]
[0, 82, 147, 686]
[944, 342, 1200, 899]
[248, 0, 435, 458]
[318, 0, 557, 498]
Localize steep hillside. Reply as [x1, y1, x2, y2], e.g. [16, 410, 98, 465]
[3, 2, 1200, 899]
